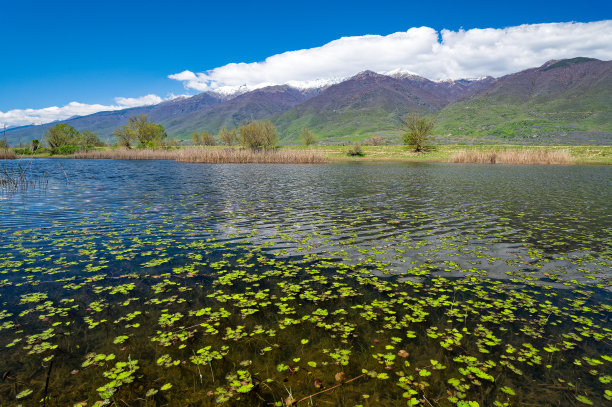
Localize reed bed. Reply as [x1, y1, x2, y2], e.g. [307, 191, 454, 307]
[176, 147, 328, 164]
[0, 149, 16, 160]
[450, 148, 572, 165]
[72, 147, 328, 164]
[72, 149, 181, 160]
[0, 164, 48, 191]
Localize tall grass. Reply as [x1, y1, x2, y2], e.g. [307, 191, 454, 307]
[0, 149, 16, 160]
[72, 149, 180, 160]
[450, 149, 572, 165]
[72, 147, 328, 164]
[177, 147, 328, 164]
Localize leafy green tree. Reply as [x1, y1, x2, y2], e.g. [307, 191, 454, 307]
[114, 126, 138, 149]
[0, 139, 9, 150]
[30, 139, 40, 152]
[44, 124, 80, 152]
[192, 131, 216, 146]
[238, 120, 278, 150]
[200, 131, 216, 146]
[300, 128, 317, 146]
[401, 114, 434, 152]
[218, 127, 237, 146]
[114, 115, 167, 148]
[80, 130, 104, 147]
[191, 132, 202, 145]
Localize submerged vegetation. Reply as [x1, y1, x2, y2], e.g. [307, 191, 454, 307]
[0, 160, 609, 406]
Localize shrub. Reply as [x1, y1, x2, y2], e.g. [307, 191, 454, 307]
[347, 142, 364, 156]
[15, 147, 50, 156]
[238, 121, 278, 150]
[52, 145, 81, 155]
[165, 138, 180, 148]
[364, 136, 384, 146]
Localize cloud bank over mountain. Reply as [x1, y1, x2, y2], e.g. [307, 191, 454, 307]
[170, 21, 612, 92]
[3, 21, 610, 128]
[1, 95, 165, 128]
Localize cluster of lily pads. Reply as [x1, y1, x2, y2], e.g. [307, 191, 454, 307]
[0, 173, 610, 407]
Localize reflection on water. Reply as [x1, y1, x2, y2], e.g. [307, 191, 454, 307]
[0, 159, 610, 406]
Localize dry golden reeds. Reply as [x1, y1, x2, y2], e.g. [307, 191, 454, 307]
[72, 149, 180, 160]
[450, 149, 572, 165]
[0, 149, 16, 160]
[72, 147, 328, 164]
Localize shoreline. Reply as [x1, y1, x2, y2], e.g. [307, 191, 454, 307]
[6, 144, 611, 165]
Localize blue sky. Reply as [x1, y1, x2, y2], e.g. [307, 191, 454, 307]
[1, 0, 611, 126]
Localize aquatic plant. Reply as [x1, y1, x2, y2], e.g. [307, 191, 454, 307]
[0, 162, 609, 406]
[0, 162, 48, 190]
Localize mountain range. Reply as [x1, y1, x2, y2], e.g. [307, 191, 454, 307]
[5, 57, 611, 145]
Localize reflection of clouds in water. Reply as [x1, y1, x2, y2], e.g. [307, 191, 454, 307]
[1, 159, 609, 291]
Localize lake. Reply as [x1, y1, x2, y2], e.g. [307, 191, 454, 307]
[0, 159, 610, 406]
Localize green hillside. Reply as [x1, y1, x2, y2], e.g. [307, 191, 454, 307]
[5, 58, 611, 147]
[434, 59, 612, 144]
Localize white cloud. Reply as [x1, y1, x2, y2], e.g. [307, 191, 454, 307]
[114, 94, 163, 108]
[1, 94, 167, 128]
[170, 21, 612, 92]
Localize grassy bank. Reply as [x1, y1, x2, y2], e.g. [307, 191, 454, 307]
[313, 144, 610, 165]
[19, 144, 611, 165]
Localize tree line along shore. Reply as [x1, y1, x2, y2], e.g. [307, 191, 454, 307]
[1, 114, 609, 165]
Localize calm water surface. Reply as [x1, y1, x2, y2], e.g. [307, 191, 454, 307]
[0, 159, 610, 406]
